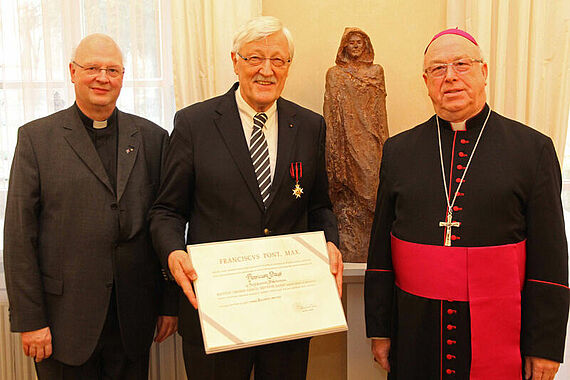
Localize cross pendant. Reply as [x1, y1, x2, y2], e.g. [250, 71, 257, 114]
[439, 212, 461, 246]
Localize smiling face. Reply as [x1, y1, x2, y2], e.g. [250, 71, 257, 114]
[423, 34, 487, 122]
[231, 31, 291, 112]
[70, 34, 124, 120]
[346, 33, 365, 59]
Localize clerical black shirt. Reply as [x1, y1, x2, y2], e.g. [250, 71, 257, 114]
[75, 103, 118, 193]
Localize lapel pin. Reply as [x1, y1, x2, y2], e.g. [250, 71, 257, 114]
[289, 123, 293, 128]
[125, 146, 135, 154]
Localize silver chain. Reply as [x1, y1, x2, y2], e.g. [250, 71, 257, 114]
[437, 108, 492, 213]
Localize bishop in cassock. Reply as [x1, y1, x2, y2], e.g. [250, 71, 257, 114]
[364, 28, 569, 380]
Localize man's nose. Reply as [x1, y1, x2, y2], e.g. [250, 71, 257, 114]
[259, 58, 274, 75]
[443, 65, 458, 81]
[95, 69, 111, 81]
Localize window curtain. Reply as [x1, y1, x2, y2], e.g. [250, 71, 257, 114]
[170, 0, 261, 109]
[446, 0, 570, 159]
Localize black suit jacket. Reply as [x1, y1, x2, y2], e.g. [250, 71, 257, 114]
[149, 83, 339, 339]
[3, 105, 178, 365]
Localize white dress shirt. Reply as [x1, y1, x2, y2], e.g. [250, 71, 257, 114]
[235, 88, 278, 181]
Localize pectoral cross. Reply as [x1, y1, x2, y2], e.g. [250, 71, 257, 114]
[439, 212, 461, 246]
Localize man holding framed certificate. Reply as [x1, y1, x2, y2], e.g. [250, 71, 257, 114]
[149, 16, 343, 380]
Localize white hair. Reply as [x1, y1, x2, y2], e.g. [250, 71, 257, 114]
[232, 16, 294, 59]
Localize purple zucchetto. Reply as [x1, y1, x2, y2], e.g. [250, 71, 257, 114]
[425, 28, 479, 54]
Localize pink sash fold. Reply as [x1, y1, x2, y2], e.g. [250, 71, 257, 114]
[391, 235, 526, 380]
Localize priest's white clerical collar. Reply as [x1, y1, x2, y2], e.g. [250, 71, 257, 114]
[93, 120, 108, 129]
[450, 121, 466, 131]
[235, 87, 277, 124]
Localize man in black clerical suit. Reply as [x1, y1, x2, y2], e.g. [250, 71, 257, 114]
[3, 34, 178, 379]
[149, 16, 343, 380]
[365, 28, 569, 380]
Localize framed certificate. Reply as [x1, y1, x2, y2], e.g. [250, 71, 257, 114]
[188, 231, 347, 354]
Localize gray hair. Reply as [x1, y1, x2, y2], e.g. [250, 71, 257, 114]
[232, 16, 294, 59]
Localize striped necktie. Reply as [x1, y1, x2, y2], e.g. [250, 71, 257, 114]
[250, 113, 271, 205]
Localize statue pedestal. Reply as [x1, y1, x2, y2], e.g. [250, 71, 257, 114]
[344, 263, 387, 379]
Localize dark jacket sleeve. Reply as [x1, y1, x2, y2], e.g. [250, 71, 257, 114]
[364, 137, 396, 338]
[153, 130, 180, 315]
[149, 109, 195, 270]
[521, 138, 569, 362]
[3, 126, 48, 332]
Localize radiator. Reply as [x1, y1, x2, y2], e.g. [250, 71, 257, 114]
[0, 301, 186, 380]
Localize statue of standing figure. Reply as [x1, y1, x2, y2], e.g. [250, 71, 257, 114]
[324, 27, 389, 262]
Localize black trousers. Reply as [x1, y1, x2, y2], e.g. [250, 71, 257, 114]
[35, 288, 149, 380]
[183, 337, 310, 380]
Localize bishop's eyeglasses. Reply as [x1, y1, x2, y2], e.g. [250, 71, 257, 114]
[424, 58, 484, 78]
[236, 52, 291, 68]
[72, 61, 125, 78]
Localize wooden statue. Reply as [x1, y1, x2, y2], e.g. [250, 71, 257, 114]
[324, 27, 389, 262]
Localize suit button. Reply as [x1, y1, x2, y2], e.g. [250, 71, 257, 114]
[110, 203, 118, 210]
[264, 228, 270, 235]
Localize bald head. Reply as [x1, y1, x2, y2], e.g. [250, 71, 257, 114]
[70, 34, 124, 121]
[424, 34, 483, 71]
[422, 33, 488, 122]
[73, 33, 123, 64]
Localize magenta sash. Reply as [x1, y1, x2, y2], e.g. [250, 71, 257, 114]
[391, 235, 526, 380]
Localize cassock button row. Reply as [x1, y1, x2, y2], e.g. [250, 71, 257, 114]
[455, 178, 465, 183]
[460, 139, 470, 144]
[446, 369, 456, 375]
[453, 206, 462, 211]
[451, 235, 460, 241]
[447, 340, 457, 345]
[458, 152, 467, 157]
[456, 165, 465, 170]
[446, 354, 456, 360]
[456, 192, 465, 197]
[447, 324, 456, 330]
[447, 309, 457, 315]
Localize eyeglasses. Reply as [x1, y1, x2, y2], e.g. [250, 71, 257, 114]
[424, 58, 484, 78]
[72, 61, 124, 78]
[236, 52, 291, 68]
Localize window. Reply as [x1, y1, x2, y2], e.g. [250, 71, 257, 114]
[0, 0, 175, 291]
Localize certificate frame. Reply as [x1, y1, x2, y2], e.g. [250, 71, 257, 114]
[188, 231, 347, 354]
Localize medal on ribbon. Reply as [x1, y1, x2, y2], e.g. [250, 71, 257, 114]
[290, 162, 303, 199]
